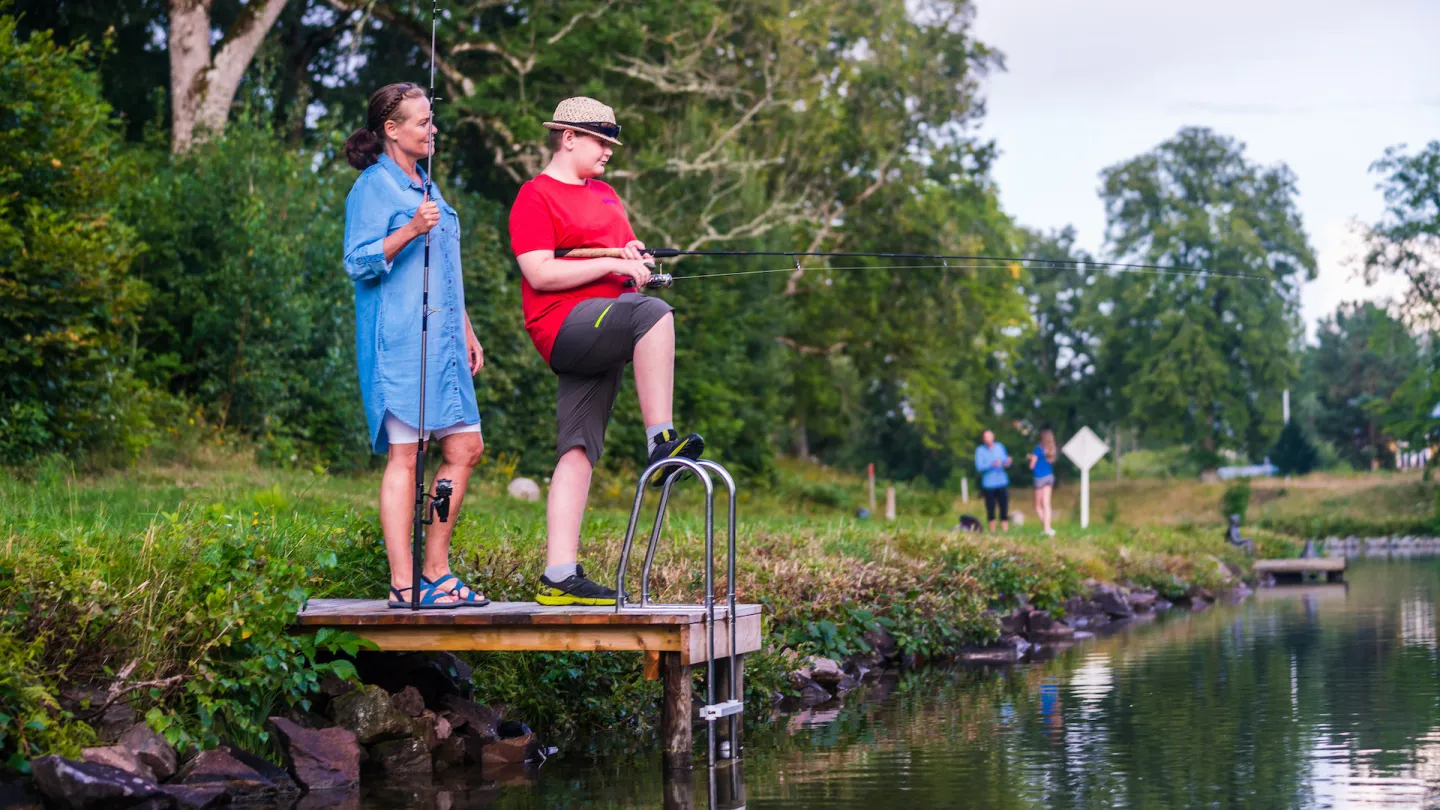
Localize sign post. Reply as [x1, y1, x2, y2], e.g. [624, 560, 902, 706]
[1062, 426, 1110, 529]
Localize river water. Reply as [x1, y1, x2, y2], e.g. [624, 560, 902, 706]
[363, 557, 1440, 809]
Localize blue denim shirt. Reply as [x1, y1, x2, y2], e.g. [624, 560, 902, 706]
[343, 154, 479, 453]
[975, 442, 1010, 489]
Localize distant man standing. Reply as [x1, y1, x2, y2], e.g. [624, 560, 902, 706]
[975, 430, 1012, 533]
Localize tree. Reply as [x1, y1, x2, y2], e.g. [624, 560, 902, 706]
[1305, 302, 1417, 470]
[1092, 127, 1316, 472]
[1361, 142, 1440, 327]
[1006, 227, 1105, 440]
[0, 15, 150, 464]
[166, 0, 289, 152]
[1270, 420, 1318, 476]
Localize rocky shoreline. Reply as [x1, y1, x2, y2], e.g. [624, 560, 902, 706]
[7, 577, 1258, 809]
[780, 576, 1253, 709]
[1320, 536, 1440, 556]
[6, 652, 547, 809]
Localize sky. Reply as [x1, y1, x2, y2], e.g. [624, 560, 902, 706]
[968, 0, 1440, 338]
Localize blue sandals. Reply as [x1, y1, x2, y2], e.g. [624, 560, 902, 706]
[421, 573, 491, 607]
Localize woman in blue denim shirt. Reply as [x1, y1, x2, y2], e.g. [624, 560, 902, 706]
[343, 83, 486, 609]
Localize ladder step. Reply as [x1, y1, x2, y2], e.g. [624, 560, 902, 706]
[699, 699, 744, 720]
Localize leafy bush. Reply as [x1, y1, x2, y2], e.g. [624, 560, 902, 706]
[1221, 479, 1252, 523]
[0, 15, 153, 465]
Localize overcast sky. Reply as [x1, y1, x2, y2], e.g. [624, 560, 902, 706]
[968, 0, 1440, 337]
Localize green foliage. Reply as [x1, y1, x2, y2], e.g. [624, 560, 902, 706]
[1302, 302, 1416, 470]
[1092, 127, 1315, 468]
[1270, 421, 1320, 476]
[1361, 141, 1440, 324]
[0, 15, 153, 465]
[1221, 479, 1252, 523]
[0, 493, 371, 764]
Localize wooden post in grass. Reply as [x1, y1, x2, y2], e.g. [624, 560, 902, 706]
[884, 487, 896, 520]
[868, 463, 876, 513]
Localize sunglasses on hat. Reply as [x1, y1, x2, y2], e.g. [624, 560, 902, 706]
[559, 121, 622, 140]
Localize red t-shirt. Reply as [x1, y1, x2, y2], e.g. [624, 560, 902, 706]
[508, 174, 637, 363]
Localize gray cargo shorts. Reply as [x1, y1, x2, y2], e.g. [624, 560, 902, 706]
[549, 294, 674, 465]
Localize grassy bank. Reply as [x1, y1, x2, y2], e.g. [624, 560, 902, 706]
[0, 450, 1261, 769]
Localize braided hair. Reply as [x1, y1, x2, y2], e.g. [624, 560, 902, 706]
[344, 83, 426, 170]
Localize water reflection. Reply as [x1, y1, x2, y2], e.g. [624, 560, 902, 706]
[354, 558, 1440, 808]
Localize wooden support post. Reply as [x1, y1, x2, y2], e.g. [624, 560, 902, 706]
[662, 765, 695, 810]
[714, 654, 745, 757]
[643, 650, 661, 680]
[661, 651, 692, 771]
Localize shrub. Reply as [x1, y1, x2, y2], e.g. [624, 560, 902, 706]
[1221, 479, 1251, 523]
[0, 15, 153, 465]
[1271, 421, 1319, 476]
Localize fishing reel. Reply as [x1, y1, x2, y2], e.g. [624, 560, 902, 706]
[424, 478, 454, 525]
[623, 270, 673, 289]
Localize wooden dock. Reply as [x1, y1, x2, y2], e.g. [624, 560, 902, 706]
[1254, 557, 1346, 583]
[295, 599, 762, 769]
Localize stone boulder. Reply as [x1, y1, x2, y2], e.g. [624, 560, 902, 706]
[1126, 590, 1157, 612]
[31, 756, 163, 810]
[328, 684, 413, 745]
[117, 722, 178, 782]
[267, 716, 361, 791]
[80, 745, 151, 782]
[998, 608, 1030, 636]
[171, 745, 299, 804]
[507, 477, 542, 502]
[785, 671, 832, 706]
[480, 733, 542, 766]
[1026, 610, 1075, 640]
[497, 719, 532, 740]
[390, 686, 426, 718]
[807, 658, 847, 690]
[159, 783, 229, 809]
[1091, 587, 1134, 619]
[441, 695, 500, 744]
[958, 635, 1031, 663]
[366, 738, 431, 775]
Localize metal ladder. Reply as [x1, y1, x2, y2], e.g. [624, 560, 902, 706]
[614, 456, 743, 764]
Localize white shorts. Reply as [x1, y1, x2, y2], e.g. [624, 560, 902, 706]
[383, 411, 481, 445]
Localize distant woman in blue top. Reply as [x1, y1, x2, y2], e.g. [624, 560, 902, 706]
[343, 82, 487, 609]
[1028, 429, 1058, 537]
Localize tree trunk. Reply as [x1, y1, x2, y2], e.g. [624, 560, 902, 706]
[168, 0, 290, 153]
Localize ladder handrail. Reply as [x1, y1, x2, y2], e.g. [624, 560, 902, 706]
[612, 455, 744, 765]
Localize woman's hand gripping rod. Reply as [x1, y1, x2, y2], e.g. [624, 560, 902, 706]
[552, 247, 673, 289]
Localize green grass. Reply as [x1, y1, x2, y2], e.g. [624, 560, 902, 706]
[0, 446, 1270, 768]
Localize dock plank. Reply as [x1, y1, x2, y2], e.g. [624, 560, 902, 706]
[1254, 558, 1346, 574]
[294, 599, 763, 664]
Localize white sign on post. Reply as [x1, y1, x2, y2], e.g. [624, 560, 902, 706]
[1062, 426, 1110, 529]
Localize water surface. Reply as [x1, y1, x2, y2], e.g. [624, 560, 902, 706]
[364, 558, 1440, 809]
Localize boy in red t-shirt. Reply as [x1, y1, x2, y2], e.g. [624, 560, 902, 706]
[509, 97, 704, 606]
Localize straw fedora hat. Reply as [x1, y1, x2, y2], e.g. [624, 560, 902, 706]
[542, 97, 623, 146]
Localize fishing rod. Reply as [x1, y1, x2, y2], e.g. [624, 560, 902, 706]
[555, 247, 1267, 289]
[410, 0, 453, 610]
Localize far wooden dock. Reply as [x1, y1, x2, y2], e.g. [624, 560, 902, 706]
[1254, 557, 1346, 583]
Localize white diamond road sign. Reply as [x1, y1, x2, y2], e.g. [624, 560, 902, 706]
[1063, 426, 1109, 471]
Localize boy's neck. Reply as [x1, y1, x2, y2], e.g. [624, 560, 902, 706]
[542, 158, 586, 186]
